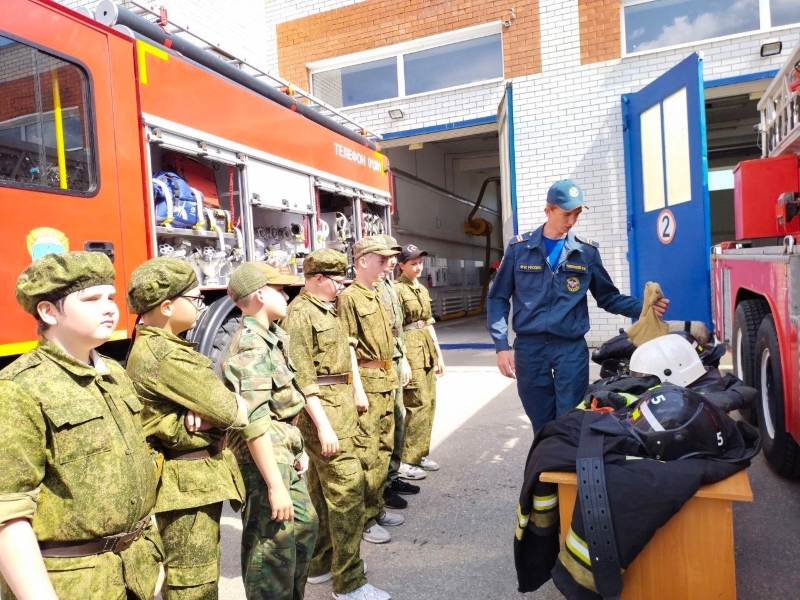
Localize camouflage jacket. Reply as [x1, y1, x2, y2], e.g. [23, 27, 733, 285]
[126, 326, 245, 513]
[282, 290, 358, 440]
[337, 281, 399, 393]
[0, 340, 158, 541]
[376, 278, 405, 360]
[221, 317, 306, 465]
[396, 274, 438, 369]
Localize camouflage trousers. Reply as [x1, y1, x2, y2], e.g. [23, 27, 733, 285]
[0, 522, 163, 600]
[156, 503, 224, 600]
[401, 366, 437, 465]
[239, 460, 319, 600]
[306, 436, 367, 594]
[353, 390, 395, 528]
[386, 359, 406, 485]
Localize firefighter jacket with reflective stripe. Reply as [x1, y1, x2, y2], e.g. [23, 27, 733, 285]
[514, 410, 760, 599]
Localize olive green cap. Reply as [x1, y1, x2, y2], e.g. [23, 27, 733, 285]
[15, 251, 116, 316]
[304, 249, 348, 277]
[228, 262, 301, 302]
[127, 257, 199, 315]
[353, 235, 400, 259]
[377, 234, 402, 252]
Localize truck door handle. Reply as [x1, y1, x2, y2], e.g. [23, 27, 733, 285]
[85, 241, 115, 263]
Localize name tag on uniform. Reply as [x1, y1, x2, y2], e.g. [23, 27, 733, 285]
[564, 263, 587, 272]
[518, 264, 543, 272]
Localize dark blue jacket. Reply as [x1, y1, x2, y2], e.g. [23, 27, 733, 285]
[487, 226, 642, 351]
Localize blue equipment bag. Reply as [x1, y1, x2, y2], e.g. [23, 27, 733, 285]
[153, 171, 202, 228]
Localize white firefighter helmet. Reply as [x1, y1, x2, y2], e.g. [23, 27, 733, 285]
[629, 334, 706, 387]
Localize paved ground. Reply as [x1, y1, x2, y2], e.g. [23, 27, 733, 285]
[217, 340, 800, 600]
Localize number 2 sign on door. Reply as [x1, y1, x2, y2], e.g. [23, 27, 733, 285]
[657, 208, 676, 244]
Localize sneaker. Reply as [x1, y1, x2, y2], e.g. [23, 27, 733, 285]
[332, 582, 391, 600]
[383, 488, 408, 509]
[389, 479, 420, 495]
[398, 462, 427, 480]
[308, 572, 333, 584]
[377, 510, 404, 527]
[420, 456, 440, 471]
[362, 524, 391, 544]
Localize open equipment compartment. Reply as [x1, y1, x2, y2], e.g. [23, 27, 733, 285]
[145, 124, 246, 289]
[246, 158, 313, 275]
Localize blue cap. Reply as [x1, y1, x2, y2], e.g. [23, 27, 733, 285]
[546, 180, 584, 210]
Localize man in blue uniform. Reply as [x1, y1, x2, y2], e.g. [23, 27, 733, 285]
[487, 180, 668, 432]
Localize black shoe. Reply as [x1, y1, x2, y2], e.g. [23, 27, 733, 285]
[390, 479, 420, 495]
[383, 488, 408, 509]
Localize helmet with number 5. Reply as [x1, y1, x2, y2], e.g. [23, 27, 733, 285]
[624, 384, 728, 461]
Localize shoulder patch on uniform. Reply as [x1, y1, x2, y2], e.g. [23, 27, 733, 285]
[509, 232, 533, 246]
[0, 352, 43, 380]
[575, 235, 600, 248]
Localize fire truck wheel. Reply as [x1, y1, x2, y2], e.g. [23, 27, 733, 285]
[209, 312, 242, 373]
[754, 315, 800, 479]
[732, 299, 768, 425]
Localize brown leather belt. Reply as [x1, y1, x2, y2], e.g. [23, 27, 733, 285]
[403, 320, 427, 331]
[358, 359, 392, 370]
[39, 517, 149, 558]
[163, 436, 226, 461]
[317, 373, 352, 385]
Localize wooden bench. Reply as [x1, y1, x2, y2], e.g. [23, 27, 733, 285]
[540, 469, 753, 600]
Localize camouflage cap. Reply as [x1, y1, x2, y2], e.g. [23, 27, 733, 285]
[228, 262, 301, 302]
[304, 248, 348, 277]
[127, 257, 199, 315]
[353, 235, 401, 259]
[378, 234, 402, 252]
[15, 251, 116, 316]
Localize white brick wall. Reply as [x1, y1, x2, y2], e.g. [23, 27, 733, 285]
[60, 0, 271, 73]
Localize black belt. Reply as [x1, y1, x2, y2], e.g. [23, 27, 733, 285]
[403, 320, 427, 331]
[317, 373, 352, 385]
[576, 412, 623, 600]
[39, 517, 149, 558]
[161, 436, 226, 461]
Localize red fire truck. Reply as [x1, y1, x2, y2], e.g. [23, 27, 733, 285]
[0, 0, 392, 367]
[712, 43, 800, 479]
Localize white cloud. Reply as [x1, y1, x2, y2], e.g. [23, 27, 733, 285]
[634, 0, 759, 52]
[630, 27, 646, 42]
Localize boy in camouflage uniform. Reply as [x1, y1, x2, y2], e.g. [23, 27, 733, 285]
[395, 245, 445, 474]
[282, 249, 391, 600]
[125, 257, 249, 600]
[337, 238, 404, 545]
[0, 251, 163, 600]
[374, 236, 420, 508]
[221, 262, 319, 600]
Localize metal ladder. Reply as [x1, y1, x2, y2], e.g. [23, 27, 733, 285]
[759, 42, 800, 157]
[123, 0, 382, 142]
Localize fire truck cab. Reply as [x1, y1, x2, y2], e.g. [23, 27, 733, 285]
[1, 0, 392, 365]
[712, 42, 800, 479]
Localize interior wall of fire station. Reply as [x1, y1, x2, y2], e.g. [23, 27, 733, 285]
[386, 135, 504, 314]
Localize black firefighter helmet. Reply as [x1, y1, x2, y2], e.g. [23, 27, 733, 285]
[624, 384, 728, 461]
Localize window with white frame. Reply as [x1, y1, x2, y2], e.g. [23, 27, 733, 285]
[623, 0, 800, 55]
[309, 24, 504, 109]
